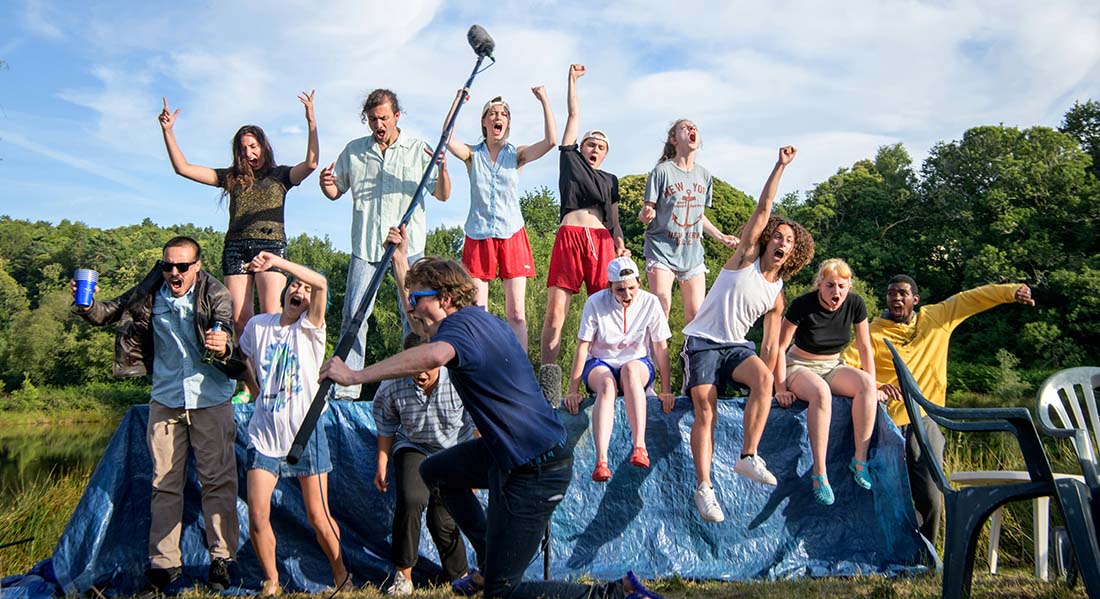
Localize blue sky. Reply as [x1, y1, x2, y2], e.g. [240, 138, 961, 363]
[2, 0, 1098, 253]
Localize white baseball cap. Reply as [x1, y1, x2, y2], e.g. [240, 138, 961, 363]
[606, 256, 639, 283]
[581, 129, 610, 149]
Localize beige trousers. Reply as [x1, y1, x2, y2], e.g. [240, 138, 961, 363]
[146, 401, 239, 569]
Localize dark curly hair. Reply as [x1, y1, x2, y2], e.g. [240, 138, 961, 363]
[406, 258, 479, 310]
[748, 215, 815, 281]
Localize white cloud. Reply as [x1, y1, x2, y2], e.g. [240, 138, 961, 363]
[4, 0, 1099, 251]
[20, 0, 64, 40]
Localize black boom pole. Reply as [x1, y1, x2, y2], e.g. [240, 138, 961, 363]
[287, 26, 495, 465]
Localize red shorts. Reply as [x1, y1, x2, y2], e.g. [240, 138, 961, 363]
[546, 225, 615, 295]
[462, 227, 537, 281]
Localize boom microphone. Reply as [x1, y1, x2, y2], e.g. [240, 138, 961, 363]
[467, 24, 495, 59]
[287, 25, 495, 465]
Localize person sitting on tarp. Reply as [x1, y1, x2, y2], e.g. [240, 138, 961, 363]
[562, 256, 674, 483]
[680, 147, 814, 523]
[773, 258, 879, 506]
[318, 256, 663, 599]
[842, 275, 1034, 544]
[72, 236, 245, 593]
[238, 252, 349, 595]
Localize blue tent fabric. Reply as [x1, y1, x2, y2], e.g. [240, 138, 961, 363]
[1, 397, 927, 598]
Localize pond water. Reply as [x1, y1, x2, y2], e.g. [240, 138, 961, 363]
[0, 419, 120, 498]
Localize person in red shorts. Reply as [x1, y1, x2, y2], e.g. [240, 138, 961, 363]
[538, 64, 629, 396]
[443, 84, 557, 349]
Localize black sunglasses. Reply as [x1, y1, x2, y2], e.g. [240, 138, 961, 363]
[160, 260, 199, 273]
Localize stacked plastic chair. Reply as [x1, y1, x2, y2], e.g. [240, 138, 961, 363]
[884, 340, 1100, 599]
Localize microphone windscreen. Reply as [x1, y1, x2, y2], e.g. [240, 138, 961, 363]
[467, 24, 495, 58]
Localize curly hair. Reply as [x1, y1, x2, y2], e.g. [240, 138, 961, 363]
[406, 258, 478, 309]
[754, 216, 815, 281]
[220, 125, 274, 198]
[360, 89, 402, 123]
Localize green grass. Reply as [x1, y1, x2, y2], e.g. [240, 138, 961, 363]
[109, 571, 1090, 599]
[0, 465, 92, 575]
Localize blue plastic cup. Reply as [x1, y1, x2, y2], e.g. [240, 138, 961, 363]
[74, 268, 98, 308]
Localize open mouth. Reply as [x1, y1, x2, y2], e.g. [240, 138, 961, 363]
[689, 132, 697, 143]
[587, 154, 598, 164]
[493, 122, 504, 135]
[289, 296, 303, 308]
[168, 276, 184, 292]
[774, 248, 787, 260]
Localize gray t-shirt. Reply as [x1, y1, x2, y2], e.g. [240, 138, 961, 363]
[642, 161, 713, 272]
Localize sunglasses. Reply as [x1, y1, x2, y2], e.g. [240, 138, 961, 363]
[160, 259, 199, 273]
[408, 289, 439, 308]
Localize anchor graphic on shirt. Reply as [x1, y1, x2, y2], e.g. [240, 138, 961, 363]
[671, 190, 704, 228]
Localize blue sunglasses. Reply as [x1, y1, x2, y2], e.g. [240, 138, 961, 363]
[408, 289, 439, 308]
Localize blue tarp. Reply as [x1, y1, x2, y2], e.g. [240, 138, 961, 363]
[1, 396, 928, 597]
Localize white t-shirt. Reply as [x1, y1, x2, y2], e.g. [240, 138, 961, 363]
[683, 259, 784, 344]
[240, 312, 327, 457]
[577, 288, 671, 368]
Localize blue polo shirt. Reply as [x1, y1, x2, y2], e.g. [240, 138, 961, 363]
[432, 306, 565, 471]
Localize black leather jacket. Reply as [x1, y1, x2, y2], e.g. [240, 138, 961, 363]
[77, 263, 246, 379]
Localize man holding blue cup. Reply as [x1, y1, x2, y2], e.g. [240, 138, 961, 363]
[72, 236, 246, 594]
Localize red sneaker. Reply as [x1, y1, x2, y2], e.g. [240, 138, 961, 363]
[629, 447, 650, 468]
[592, 461, 611, 482]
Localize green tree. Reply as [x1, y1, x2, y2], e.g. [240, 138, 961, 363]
[1060, 99, 1100, 179]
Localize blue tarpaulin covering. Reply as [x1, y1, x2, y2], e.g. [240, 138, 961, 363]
[1, 396, 927, 597]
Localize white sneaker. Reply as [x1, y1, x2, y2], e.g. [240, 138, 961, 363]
[385, 571, 413, 596]
[694, 482, 725, 522]
[734, 455, 778, 486]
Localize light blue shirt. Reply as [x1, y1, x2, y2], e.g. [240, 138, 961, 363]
[150, 284, 235, 410]
[463, 142, 523, 240]
[333, 133, 436, 262]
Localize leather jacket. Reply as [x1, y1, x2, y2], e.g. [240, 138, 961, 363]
[77, 263, 246, 379]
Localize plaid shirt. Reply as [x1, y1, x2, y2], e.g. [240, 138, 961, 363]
[373, 368, 475, 454]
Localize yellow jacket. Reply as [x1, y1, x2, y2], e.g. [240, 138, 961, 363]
[842, 284, 1019, 426]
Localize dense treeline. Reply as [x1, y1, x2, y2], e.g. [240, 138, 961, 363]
[0, 100, 1097, 401]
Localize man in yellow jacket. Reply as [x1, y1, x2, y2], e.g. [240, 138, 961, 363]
[843, 274, 1034, 544]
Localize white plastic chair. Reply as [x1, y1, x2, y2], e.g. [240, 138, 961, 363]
[949, 367, 1099, 581]
[1036, 367, 1100, 489]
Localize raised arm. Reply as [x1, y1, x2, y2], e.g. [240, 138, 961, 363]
[726, 146, 796, 269]
[247, 252, 328, 327]
[158, 97, 219, 186]
[561, 64, 585, 146]
[443, 88, 473, 164]
[289, 90, 319, 185]
[428, 147, 450, 201]
[516, 86, 557, 167]
[387, 225, 428, 339]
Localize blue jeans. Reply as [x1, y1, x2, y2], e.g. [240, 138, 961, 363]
[336, 252, 422, 399]
[420, 439, 626, 599]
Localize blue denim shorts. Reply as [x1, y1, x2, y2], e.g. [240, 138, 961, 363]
[222, 238, 288, 276]
[582, 356, 655, 394]
[682, 335, 756, 395]
[248, 427, 332, 478]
